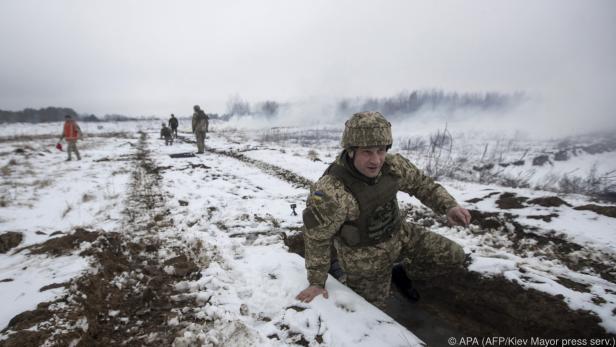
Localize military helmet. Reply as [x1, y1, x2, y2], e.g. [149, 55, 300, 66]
[341, 111, 392, 149]
[193, 105, 201, 111]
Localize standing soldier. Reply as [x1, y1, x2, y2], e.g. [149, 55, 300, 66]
[58, 114, 83, 161]
[168, 114, 179, 138]
[191, 105, 209, 154]
[296, 111, 471, 309]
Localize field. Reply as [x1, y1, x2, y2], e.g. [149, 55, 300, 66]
[1, 119, 615, 346]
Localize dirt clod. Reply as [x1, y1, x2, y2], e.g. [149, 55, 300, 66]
[0, 232, 23, 253]
[528, 196, 571, 207]
[469, 210, 502, 230]
[23, 228, 100, 257]
[527, 213, 559, 222]
[574, 204, 616, 218]
[496, 192, 528, 209]
[39, 282, 69, 292]
[532, 155, 551, 166]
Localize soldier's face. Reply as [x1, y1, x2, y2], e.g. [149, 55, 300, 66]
[350, 146, 387, 177]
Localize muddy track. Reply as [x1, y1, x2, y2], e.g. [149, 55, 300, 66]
[176, 134, 312, 189]
[0, 132, 204, 346]
[206, 147, 313, 189]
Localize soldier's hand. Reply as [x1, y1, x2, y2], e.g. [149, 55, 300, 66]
[447, 206, 471, 226]
[296, 285, 328, 303]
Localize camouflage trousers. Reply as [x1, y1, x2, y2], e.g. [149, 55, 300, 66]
[195, 131, 206, 153]
[67, 140, 81, 160]
[335, 222, 464, 309]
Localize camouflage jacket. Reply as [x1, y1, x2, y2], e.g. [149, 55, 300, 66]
[303, 151, 458, 287]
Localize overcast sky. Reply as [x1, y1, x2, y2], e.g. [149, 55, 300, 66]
[0, 0, 614, 130]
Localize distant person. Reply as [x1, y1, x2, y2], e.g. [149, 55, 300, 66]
[295, 111, 470, 309]
[160, 123, 173, 146]
[168, 114, 179, 138]
[191, 105, 209, 154]
[58, 115, 83, 161]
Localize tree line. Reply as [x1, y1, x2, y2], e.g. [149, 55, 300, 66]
[0, 107, 143, 123]
[337, 90, 525, 118]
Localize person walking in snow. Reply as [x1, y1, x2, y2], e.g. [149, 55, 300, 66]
[168, 113, 179, 138]
[58, 114, 83, 161]
[191, 105, 209, 154]
[296, 111, 471, 309]
[160, 123, 173, 146]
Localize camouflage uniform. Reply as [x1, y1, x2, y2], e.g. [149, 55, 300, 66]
[160, 124, 173, 146]
[302, 112, 465, 309]
[192, 105, 209, 153]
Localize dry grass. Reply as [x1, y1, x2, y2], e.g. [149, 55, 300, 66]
[61, 203, 73, 218]
[307, 149, 320, 161]
[33, 179, 53, 189]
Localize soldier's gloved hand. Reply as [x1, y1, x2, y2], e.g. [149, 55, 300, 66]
[447, 206, 471, 226]
[296, 285, 328, 303]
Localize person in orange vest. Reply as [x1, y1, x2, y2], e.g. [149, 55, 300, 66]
[58, 115, 83, 161]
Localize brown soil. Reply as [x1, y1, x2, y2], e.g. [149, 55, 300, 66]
[411, 271, 610, 338]
[528, 196, 572, 207]
[527, 213, 560, 222]
[574, 204, 616, 218]
[0, 232, 23, 253]
[17, 228, 99, 257]
[496, 192, 528, 209]
[468, 208, 616, 283]
[469, 210, 503, 229]
[465, 192, 499, 204]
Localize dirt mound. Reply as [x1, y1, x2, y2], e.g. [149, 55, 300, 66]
[469, 210, 503, 230]
[574, 204, 616, 218]
[0, 232, 23, 253]
[528, 196, 571, 207]
[21, 228, 100, 257]
[496, 192, 528, 209]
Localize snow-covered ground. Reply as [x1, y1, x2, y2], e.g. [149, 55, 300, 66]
[1, 120, 615, 345]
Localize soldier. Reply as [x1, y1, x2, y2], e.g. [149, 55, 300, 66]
[296, 111, 471, 309]
[160, 122, 173, 146]
[191, 105, 209, 154]
[58, 114, 83, 161]
[168, 114, 179, 138]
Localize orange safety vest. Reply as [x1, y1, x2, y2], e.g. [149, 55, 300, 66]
[63, 121, 79, 141]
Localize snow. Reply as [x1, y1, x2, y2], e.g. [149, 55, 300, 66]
[2, 120, 616, 343]
[0, 130, 136, 331]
